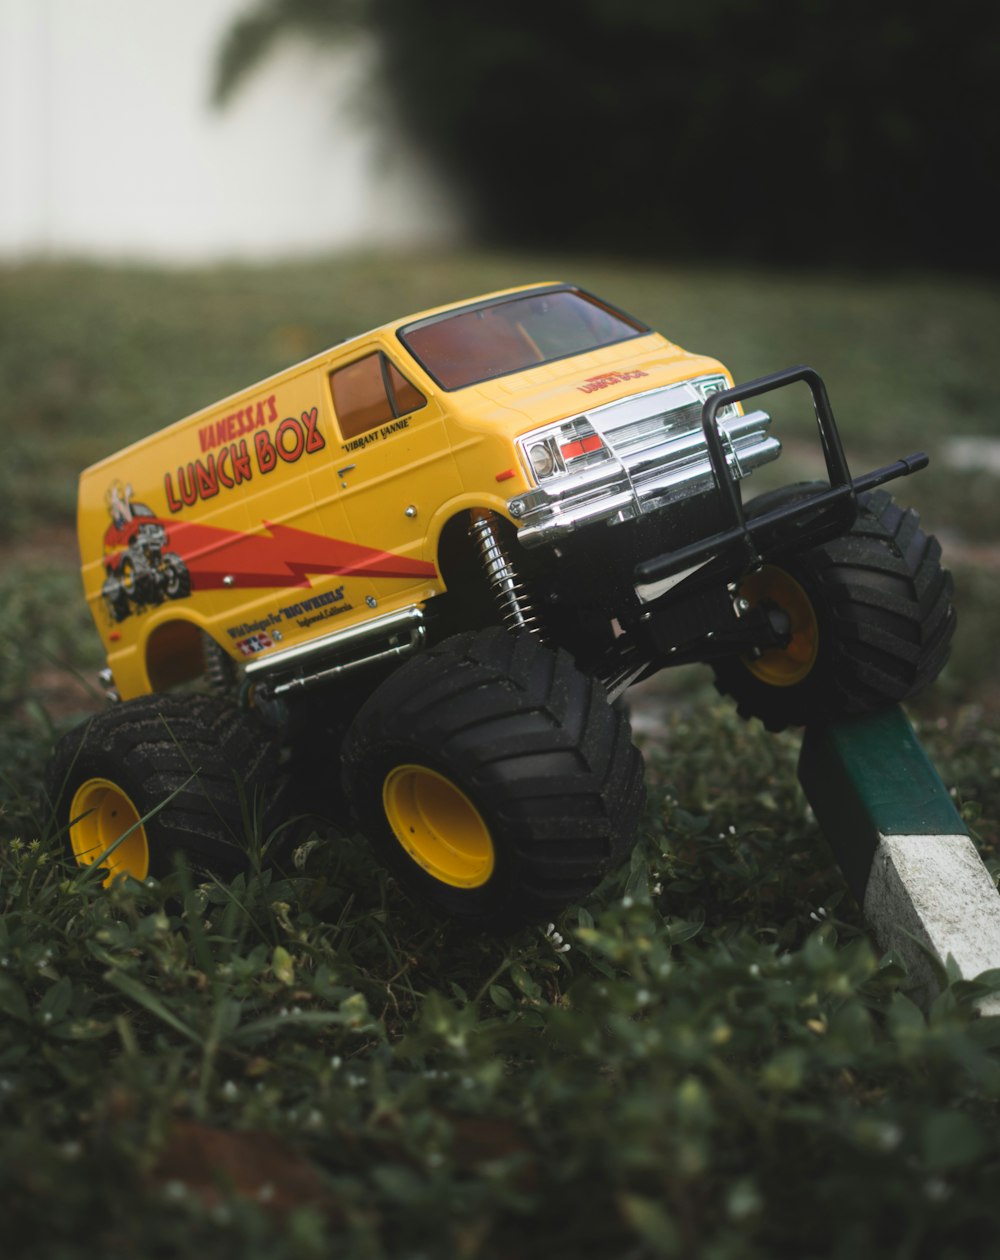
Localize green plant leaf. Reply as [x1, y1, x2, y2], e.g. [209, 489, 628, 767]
[104, 970, 201, 1045]
[0, 977, 30, 1023]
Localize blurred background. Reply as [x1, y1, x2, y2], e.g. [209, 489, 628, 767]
[0, 0, 459, 259]
[3, 0, 998, 268]
[1, 0, 998, 765]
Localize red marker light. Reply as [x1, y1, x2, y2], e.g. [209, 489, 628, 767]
[495, 468, 516, 482]
[109, 631, 121, 642]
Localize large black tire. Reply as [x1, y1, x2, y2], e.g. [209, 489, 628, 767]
[341, 628, 646, 929]
[713, 486, 955, 731]
[46, 693, 282, 883]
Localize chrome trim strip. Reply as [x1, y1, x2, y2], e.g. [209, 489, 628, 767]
[269, 635, 423, 697]
[243, 606, 425, 678]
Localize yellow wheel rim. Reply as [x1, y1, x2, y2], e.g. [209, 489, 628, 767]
[739, 566, 819, 687]
[382, 764, 494, 889]
[68, 777, 150, 885]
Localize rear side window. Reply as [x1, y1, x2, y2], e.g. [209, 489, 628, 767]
[330, 352, 426, 440]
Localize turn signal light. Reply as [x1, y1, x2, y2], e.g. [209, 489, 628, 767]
[559, 434, 603, 460]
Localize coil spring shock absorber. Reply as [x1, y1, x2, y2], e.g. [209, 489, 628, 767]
[469, 510, 546, 639]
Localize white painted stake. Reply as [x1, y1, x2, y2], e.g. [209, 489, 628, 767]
[865, 834, 1000, 1016]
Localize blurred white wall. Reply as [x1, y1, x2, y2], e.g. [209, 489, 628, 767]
[0, 0, 461, 262]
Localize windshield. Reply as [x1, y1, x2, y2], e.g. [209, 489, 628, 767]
[398, 288, 648, 390]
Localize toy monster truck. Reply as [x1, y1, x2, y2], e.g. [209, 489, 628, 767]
[47, 283, 954, 927]
[101, 500, 191, 622]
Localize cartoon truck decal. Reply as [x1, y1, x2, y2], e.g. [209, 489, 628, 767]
[100, 487, 191, 622]
[48, 282, 955, 928]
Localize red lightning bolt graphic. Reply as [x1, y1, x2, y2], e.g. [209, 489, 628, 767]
[106, 519, 436, 590]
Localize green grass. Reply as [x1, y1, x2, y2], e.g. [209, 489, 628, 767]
[2, 252, 1000, 1257]
[3, 704, 1000, 1258]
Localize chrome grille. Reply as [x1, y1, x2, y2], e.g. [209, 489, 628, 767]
[510, 379, 781, 549]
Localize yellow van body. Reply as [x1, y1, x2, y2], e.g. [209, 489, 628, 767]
[78, 282, 734, 700]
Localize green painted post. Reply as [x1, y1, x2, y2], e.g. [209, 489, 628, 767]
[799, 706, 969, 903]
[799, 705, 1000, 1013]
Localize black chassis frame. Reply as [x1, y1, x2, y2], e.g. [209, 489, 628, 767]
[622, 365, 930, 671]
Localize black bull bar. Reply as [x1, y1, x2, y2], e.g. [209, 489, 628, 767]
[633, 365, 929, 589]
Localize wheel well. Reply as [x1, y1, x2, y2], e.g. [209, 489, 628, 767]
[434, 512, 505, 636]
[437, 512, 478, 591]
[145, 620, 209, 692]
[436, 510, 618, 668]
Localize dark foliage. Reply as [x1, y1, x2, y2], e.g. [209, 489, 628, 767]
[216, 0, 1000, 271]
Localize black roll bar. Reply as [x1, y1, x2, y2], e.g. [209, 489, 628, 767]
[634, 366, 929, 586]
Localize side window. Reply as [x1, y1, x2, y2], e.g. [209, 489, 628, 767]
[330, 352, 426, 441]
[387, 360, 425, 415]
[330, 353, 392, 440]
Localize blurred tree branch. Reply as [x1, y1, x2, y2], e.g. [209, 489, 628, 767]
[213, 0, 368, 105]
[213, 1, 1000, 272]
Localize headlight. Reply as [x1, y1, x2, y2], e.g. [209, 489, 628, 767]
[693, 375, 737, 416]
[519, 420, 608, 486]
[529, 441, 558, 480]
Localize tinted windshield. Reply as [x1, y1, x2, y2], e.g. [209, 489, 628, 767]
[398, 288, 647, 390]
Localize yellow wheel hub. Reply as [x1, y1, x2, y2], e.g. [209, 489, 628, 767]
[739, 566, 819, 687]
[68, 777, 150, 884]
[383, 765, 494, 889]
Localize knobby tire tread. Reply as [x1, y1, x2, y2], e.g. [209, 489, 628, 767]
[342, 627, 645, 927]
[713, 487, 955, 730]
[48, 694, 282, 879]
